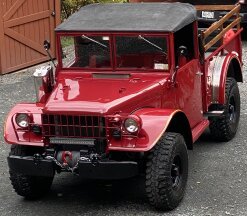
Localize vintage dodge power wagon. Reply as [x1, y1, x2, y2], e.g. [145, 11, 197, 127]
[4, 3, 243, 211]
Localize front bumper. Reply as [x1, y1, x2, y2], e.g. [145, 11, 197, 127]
[7, 155, 139, 179]
[7, 156, 55, 177]
[78, 161, 138, 179]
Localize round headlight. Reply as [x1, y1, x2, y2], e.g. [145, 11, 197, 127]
[16, 113, 29, 128]
[124, 118, 139, 133]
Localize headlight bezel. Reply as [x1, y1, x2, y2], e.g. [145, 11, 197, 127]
[124, 115, 142, 134]
[15, 113, 30, 128]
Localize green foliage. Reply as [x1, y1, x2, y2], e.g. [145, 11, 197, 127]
[61, 36, 74, 47]
[61, 0, 127, 20]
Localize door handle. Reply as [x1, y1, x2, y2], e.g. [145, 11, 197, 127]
[196, 72, 203, 76]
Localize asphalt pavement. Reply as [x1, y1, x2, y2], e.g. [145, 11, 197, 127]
[0, 41, 247, 216]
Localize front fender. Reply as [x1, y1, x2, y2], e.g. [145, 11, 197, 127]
[4, 103, 45, 146]
[108, 108, 182, 152]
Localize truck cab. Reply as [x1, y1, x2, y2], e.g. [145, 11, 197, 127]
[4, 3, 243, 211]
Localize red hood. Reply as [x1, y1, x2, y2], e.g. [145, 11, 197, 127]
[44, 74, 167, 114]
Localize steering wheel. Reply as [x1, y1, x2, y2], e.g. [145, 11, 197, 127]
[178, 46, 188, 57]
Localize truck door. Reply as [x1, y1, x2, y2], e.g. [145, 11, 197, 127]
[175, 59, 204, 128]
[165, 23, 204, 128]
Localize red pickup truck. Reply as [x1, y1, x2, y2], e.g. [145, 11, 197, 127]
[4, 3, 243, 211]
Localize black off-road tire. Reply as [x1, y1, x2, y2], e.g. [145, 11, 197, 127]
[146, 132, 188, 211]
[9, 145, 54, 199]
[209, 77, 240, 141]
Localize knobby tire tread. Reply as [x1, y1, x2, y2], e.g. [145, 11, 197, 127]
[9, 145, 53, 199]
[146, 132, 188, 211]
[209, 77, 240, 141]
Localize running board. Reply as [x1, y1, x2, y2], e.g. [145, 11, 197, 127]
[204, 110, 224, 117]
[192, 120, 210, 143]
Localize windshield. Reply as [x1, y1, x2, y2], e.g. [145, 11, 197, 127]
[61, 35, 111, 68]
[116, 35, 168, 70]
[60, 34, 169, 71]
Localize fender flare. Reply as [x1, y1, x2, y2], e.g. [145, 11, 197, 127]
[108, 108, 193, 152]
[210, 52, 242, 104]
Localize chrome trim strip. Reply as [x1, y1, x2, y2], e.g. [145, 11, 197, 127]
[211, 55, 226, 103]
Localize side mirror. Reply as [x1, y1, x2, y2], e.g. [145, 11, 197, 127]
[43, 40, 56, 68]
[44, 40, 51, 50]
[178, 46, 188, 57]
[177, 46, 188, 67]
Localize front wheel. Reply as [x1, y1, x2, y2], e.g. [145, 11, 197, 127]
[209, 77, 240, 141]
[9, 145, 54, 199]
[145, 132, 188, 211]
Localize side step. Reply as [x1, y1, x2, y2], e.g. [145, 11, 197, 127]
[192, 120, 209, 143]
[204, 110, 224, 117]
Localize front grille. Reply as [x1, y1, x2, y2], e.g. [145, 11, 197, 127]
[42, 114, 106, 139]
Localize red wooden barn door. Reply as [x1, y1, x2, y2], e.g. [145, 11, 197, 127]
[0, 0, 60, 74]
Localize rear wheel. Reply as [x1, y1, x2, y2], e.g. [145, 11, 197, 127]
[145, 132, 188, 211]
[209, 77, 240, 141]
[9, 145, 54, 199]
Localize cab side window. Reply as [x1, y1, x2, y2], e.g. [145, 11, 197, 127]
[174, 23, 195, 67]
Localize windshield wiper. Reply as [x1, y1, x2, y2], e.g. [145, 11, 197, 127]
[138, 35, 166, 54]
[81, 35, 108, 48]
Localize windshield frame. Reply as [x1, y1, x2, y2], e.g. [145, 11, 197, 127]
[57, 32, 170, 73]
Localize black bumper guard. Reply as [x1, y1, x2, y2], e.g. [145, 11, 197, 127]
[78, 161, 138, 179]
[7, 155, 138, 179]
[7, 155, 54, 177]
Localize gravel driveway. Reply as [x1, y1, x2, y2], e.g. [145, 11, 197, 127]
[0, 41, 246, 216]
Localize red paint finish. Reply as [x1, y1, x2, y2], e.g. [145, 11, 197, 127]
[202, 28, 243, 111]
[4, 22, 243, 152]
[108, 108, 180, 152]
[219, 53, 242, 104]
[163, 59, 204, 128]
[44, 73, 165, 114]
[4, 104, 44, 146]
[191, 119, 209, 143]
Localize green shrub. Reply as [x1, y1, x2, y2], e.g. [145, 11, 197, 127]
[61, 0, 127, 20]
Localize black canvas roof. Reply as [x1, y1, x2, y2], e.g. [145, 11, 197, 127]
[56, 3, 197, 33]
